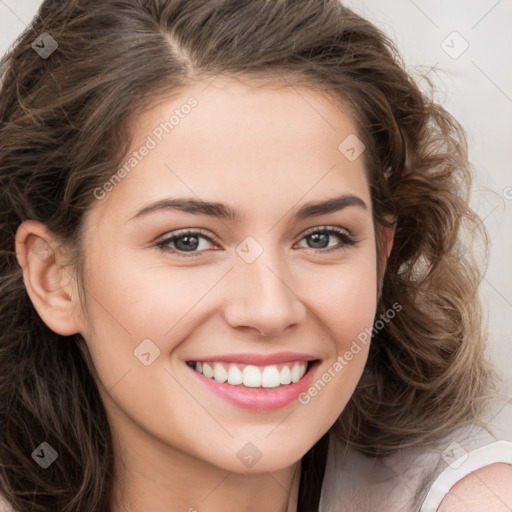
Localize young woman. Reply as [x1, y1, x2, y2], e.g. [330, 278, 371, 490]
[1, 1, 511, 511]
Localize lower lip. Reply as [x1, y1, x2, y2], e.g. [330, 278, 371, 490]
[187, 361, 320, 411]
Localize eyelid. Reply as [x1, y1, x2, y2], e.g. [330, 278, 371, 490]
[300, 224, 353, 238]
[294, 225, 357, 253]
[155, 225, 357, 257]
[155, 228, 220, 252]
[156, 227, 217, 243]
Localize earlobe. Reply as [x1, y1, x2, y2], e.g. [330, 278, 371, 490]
[15, 220, 83, 336]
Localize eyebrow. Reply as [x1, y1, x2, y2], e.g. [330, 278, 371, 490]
[128, 193, 368, 223]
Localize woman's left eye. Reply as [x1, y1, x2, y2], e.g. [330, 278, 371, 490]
[155, 226, 356, 258]
[295, 227, 356, 252]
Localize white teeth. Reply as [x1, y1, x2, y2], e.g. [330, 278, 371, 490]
[202, 362, 214, 378]
[261, 365, 281, 388]
[280, 365, 292, 385]
[242, 365, 261, 387]
[192, 361, 308, 388]
[291, 363, 304, 383]
[213, 362, 228, 383]
[227, 365, 243, 385]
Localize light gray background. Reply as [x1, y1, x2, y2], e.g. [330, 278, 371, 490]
[1, 0, 510, 393]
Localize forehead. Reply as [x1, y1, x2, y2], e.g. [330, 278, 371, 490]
[89, 77, 371, 225]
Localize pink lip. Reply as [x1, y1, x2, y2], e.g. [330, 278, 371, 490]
[186, 359, 321, 411]
[185, 351, 318, 366]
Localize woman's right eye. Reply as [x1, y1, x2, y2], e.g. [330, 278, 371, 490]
[155, 229, 218, 258]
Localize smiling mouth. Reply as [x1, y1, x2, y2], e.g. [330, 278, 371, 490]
[186, 360, 317, 389]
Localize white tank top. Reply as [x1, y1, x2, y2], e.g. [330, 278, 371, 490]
[319, 395, 512, 511]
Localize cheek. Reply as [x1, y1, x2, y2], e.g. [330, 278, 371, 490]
[295, 256, 377, 422]
[305, 254, 378, 345]
[79, 249, 228, 383]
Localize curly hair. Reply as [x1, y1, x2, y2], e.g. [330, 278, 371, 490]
[0, 0, 500, 510]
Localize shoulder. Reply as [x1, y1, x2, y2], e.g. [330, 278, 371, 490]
[418, 396, 512, 512]
[437, 462, 512, 511]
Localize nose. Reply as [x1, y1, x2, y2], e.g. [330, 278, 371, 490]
[222, 247, 307, 337]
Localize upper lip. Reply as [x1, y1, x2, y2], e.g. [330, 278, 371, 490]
[186, 351, 319, 366]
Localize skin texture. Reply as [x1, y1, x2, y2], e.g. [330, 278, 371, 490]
[15, 77, 395, 511]
[437, 462, 512, 512]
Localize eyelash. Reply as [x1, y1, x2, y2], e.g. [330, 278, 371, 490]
[155, 226, 357, 258]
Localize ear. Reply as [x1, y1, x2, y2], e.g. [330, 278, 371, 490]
[376, 214, 396, 282]
[15, 220, 83, 336]
[378, 214, 395, 260]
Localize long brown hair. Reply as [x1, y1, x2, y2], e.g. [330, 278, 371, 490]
[0, 1, 499, 510]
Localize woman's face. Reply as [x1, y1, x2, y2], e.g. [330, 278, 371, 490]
[75, 77, 386, 475]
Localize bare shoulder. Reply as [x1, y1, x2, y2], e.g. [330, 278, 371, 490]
[437, 462, 512, 511]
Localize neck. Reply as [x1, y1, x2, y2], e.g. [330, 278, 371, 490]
[109, 431, 302, 512]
